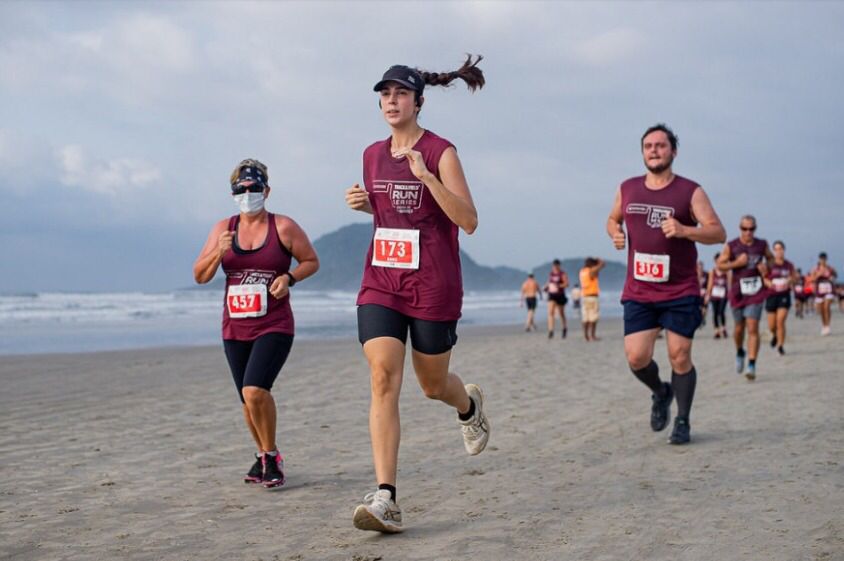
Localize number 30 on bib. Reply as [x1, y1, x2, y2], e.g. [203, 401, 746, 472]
[372, 228, 420, 269]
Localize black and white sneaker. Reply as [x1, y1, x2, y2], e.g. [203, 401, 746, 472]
[244, 453, 263, 484]
[261, 452, 285, 488]
[668, 417, 691, 445]
[353, 489, 403, 533]
[650, 382, 673, 432]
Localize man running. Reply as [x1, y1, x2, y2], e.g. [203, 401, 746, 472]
[607, 123, 726, 445]
[520, 273, 541, 332]
[718, 215, 773, 381]
[579, 257, 604, 341]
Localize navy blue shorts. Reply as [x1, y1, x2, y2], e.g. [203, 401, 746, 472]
[623, 296, 703, 339]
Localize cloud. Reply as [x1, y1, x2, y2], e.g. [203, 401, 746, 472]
[58, 144, 161, 195]
[572, 28, 646, 66]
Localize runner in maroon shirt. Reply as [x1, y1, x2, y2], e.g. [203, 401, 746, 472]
[544, 259, 569, 339]
[810, 252, 838, 336]
[344, 56, 489, 533]
[764, 240, 798, 355]
[705, 253, 730, 339]
[193, 159, 319, 488]
[607, 124, 726, 445]
[717, 215, 774, 380]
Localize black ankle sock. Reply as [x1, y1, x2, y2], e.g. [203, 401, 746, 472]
[631, 360, 665, 396]
[458, 398, 476, 421]
[749, 359, 756, 367]
[672, 367, 697, 419]
[737, 348, 746, 357]
[378, 483, 396, 501]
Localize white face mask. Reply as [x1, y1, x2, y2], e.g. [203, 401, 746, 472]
[233, 192, 265, 215]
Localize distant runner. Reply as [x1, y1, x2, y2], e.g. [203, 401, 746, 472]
[521, 273, 542, 332]
[810, 252, 838, 336]
[705, 253, 730, 339]
[544, 259, 569, 338]
[718, 215, 773, 381]
[764, 240, 797, 355]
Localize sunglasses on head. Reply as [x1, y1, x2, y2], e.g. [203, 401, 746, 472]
[231, 182, 266, 195]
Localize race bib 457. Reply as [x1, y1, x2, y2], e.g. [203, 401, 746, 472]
[227, 284, 268, 318]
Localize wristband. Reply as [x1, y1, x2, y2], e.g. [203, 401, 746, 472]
[285, 272, 297, 287]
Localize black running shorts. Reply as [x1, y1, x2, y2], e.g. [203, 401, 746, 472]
[223, 332, 294, 402]
[357, 304, 458, 355]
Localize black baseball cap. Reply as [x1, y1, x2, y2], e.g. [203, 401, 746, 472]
[373, 65, 424, 93]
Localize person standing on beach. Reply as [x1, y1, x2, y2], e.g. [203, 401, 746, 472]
[718, 215, 772, 381]
[343, 56, 490, 533]
[193, 159, 319, 488]
[697, 260, 709, 328]
[705, 253, 730, 339]
[521, 273, 541, 332]
[810, 252, 838, 336]
[579, 257, 604, 341]
[544, 259, 569, 338]
[793, 268, 807, 319]
[607, 123, 726, 445]
[764, 240, 798, 355]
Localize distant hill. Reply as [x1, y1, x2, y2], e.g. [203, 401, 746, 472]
[186, 222, 626, 292]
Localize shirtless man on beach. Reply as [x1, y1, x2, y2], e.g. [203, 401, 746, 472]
[521, 273, 541, 332]
[607, 123, 726, 444]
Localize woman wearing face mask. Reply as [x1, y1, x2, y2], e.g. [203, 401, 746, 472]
[193, 159, 319, 488]
[344, 55, 489, 533]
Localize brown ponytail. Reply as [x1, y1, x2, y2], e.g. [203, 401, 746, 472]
[417, 54, 485, 92]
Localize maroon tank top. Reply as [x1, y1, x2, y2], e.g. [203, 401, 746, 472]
[728, 237, 769, 308]
[221, 213, 294, 340]
[356, 130, 462, 321]
[711, 270, 728, 300]
[767, 260, 794, 294]
[547, 269, 567, 295]
[620, 175, 700, 303]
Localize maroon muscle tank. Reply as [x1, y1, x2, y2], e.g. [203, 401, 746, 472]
[711, 270, 728, 300]
[767, 260, 794, 293]
[356, 130, 462, 321]
[221, 213, 294, 340]
[727, 237, 769, 308]
[620, 175, 700, 303]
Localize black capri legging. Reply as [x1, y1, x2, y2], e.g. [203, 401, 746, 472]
[223, 332, 294, 403]
[711, 299, 728, 328]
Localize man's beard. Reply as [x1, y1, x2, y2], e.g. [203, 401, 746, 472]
[645, 156, 674, 174]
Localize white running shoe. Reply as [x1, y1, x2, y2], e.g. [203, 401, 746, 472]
[353, 489, 403, 533]
[460, 384, 490, 456]
[821, 326, 831, 336]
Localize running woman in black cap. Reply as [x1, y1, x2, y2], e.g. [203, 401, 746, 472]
[344, 56, 489, 533]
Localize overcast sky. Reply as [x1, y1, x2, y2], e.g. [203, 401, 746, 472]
[1, 1, 842, 293]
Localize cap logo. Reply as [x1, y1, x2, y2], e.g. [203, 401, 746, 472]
[408, 75, 415, 83]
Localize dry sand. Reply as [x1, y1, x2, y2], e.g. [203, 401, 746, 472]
[1, 316, 842, 561]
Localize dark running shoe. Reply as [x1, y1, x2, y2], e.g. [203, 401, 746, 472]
[650, 382, 673, 432]
[244, 454, 263, 484]
[770, 335, 777, 348]
[669, 417, 691, 445]
[778, 346, 785, 356]
[261, 452, 286, 488]
[562, 327, 567, 339]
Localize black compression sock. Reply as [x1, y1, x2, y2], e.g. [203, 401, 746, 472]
[378, 483, 396, 502]
[737, 348, 746, 357]
[748, 359, 756, 367]
[672, 367, 697, 419]
[458, 398, 476, 421]
[631, 360, 665, 396]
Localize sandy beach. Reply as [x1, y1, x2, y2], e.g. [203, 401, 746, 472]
[1, 316, 842, 561]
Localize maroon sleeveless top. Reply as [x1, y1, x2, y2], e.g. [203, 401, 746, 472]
[547, 269, 567, 295]
[356, 130, 462, 321]
[221, 213, 294, 340]
[727, 237, 769, 308]
[620, 175, 700, 303]
[711, 270, 728, 300]
[767, 260, 794, 294]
